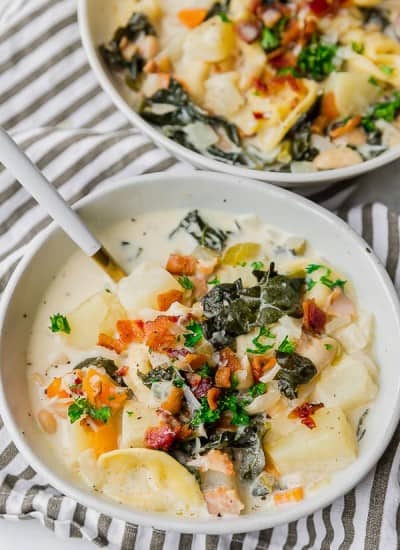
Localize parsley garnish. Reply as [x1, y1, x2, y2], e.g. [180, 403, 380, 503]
[297, 40, 338, 81]
[379, 65, 394, 76]
[368, 76, 379, 86]
[277, 335, 295, 354]
[246, 326, 275, 354]
[361, 92, 400, 132]
[351, 42, 364, 54]
[208, 276, 220, 285]
[320, 269, 347, 290]
[68, 398, 111, 424]
[324, 343, 333, 350]
[220, 393, 250, 425]
[191, 397, 220, 426]
[126, 410, 135, 417]
[251, 261, 264, 271]
[249, 382, 267, 398]
[219, 12, 230, 22]
[49, 313, 71, 334]
[305, 264, 323, 274]
[306, 278, 317, 291]
[261, 28, 279, 51]
[231, 373, 239, 389]
[178, 275, 194, 290]
[172, 377, 184, 388]
[184, 321, 203, 348]
[198, 364, 212, 378]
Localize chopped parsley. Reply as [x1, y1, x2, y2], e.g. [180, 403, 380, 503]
[379, 65, 394, 76]
[172, 377, 184, 388]
[305, 264, 346, 291]
[368, 76, 379, 86]
[246, 326, 275, 355]
[178, 275, 194, 290]
[297, 40, 338, 81]
[351, 41, 364, 54]
[305, 263, 323, 274]
[220, 393, 250, 425]
[231, 373, 239, 389]
[191, 397, 220, 426]
[68, 398, 111, 424]
[208, 276, 220, 285]
[324, 343, 333, 350]
[198, 364, 212, 378]
[249, 382, 267, 398]
[126, 410, 135, 417]
[261, 28, 280, 52]
[184, 321, 203, 347]
[277, 335, 296, 354]
[219, 12, 230, 22]
[251, 261, 264, 271]
[49, 313, 71, 334]
[306, 278, 317, 291]
[361, 92, 400, 132]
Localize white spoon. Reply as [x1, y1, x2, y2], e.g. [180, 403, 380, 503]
[0, 127, 126, 282]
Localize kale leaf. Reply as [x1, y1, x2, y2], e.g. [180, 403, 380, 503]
[202, 263, 304, 349]
[68, 398, 111, 425]
[274, 351, 317, 399]
[288, 118, 319, 161]
[137, 366, 178, 388]
[170, 209, 229, 252]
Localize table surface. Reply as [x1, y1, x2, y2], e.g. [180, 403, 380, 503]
[0, 155, 399, 548]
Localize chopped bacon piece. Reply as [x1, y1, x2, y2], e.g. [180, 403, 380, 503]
[97, 333, 126, 354]
[219, 347, 241, 372]
[117, 319, 144, 344]
[303, 299, 327, 334]
[144, 316, 177, 351]
[204, 487, 244, 516]
[161, 386, 184, 415]
[308, 0, 342, 16]
[215, 365, 232, 388]
[166, 254, 197, 275]
[166, 347, 190, 359]
[281, 19, 300, 46]
[235, 20, 262, 43]
[251, 356, 276, 382]
[116, 366, 128, 377]
[289, 402, 324, 429]
[157, 289, 184, 311]
[181, 353, 209, 370]
[253, 111, 265, 120]
[189, 450, 234, 475]
[144, 424, 179, 451]
[207, 387, 222, 411]
[192, 376, 213, 399]
[269, 51, 297, 70]
[253, 77, 269, 95]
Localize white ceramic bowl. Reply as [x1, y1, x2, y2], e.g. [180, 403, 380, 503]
[1, 172, 400, 534]
[77, 0, 400, 190]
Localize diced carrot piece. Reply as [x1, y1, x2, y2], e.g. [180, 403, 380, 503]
[219, 347, 241, 372]
[82, 367, 128, 410]
[144, 316, 177, 351]
[117, 319, 144, 344]
[178, 8, 207, 28]
[207, 387, 222, 411]
[97, 333, 126, 354]
[321, 91, 339, 121]
[329, 116, 362, 139]
[161, 386, 184, 415]
[157, 289, 184, 311]
[46, 377, 69, 399]
[274, 487, 304, 505]
[166, 254, 197, 275]
[215, 365, 231, 388]
[251, 356, 276, 382]
[80, 415, 119, 457]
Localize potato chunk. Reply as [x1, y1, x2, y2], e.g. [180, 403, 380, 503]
[324, 72, 381, 118]
[118, 262, 181, 316]
[120, 400, 159, 448]
[312, 356, 377, 411]
[265, 407, 357, 475]
[183, 16, 236, 62]
[65, 291, 126, 350]
[204, 72, 244, 118]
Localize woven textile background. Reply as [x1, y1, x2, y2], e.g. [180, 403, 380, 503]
[0, 1, 400, 549]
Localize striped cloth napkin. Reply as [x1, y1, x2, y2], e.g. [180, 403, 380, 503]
[0, 1, 399, 549]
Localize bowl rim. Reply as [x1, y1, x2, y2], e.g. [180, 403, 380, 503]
[76, 0, 400, 189]
[1, 172, 400, 534]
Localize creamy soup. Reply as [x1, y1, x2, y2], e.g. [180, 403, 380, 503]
[99, 0, 400, 173]
[28, 209, 378, 517]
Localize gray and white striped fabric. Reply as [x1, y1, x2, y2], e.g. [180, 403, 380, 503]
[0, 1, 399, 549]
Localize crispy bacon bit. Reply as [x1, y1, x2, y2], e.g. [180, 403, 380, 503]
[116, 366, 128, 377]
[269, 51, 296, 70]
[97, 333, 126, 354]
[253, 111, 265, 120]
[235, 20, 262, 43]
[144, 316, 177, 351]
[144, 424, 179, 451]
[253, 77, 269, 95]
[289, 402, 324, 429]
[251, 356, 276, 382]
[117, 319, 144, 344]
[161, 386, 184, 415]
[181, 353, 209, 370]
[157, 289, 184, 311]
[303, 299, 327, 334]
[219, 347, 241, 372]
[192, 376, 213, 398]
[308, 0, 342, 17]
[207, 387, 222, 411]
[215, 365, 232, 388]
[166, 254, 197, 275]
[281, 19, 300, 46]
[166, 347, 190, 359]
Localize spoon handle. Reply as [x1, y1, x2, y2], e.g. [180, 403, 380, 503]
[0, 127, 101, 256]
